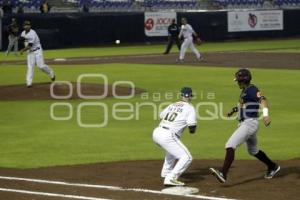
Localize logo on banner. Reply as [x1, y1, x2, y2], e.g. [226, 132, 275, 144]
[248, 13, 257, 28]
[145, 18, 154, 31]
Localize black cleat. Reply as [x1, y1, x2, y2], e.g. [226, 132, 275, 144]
[51, 75, 56, 82]
[209, 168, 226, 183]
[27, 85, 32, 88]
[265, 165, 280, 179]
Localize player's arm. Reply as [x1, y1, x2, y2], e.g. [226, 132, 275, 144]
[20, 43, 32, 54]
[191, 26, 201, 44]
[178, 31, 182, 39]
[258, 93, 271, 127]
[20, 34, 34, 54]
[227, 106, 238, 117]
[167, 26, 171, 38]
[187, 107, 197, 134]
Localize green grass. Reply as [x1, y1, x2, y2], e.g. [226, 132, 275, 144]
[1, 38, 300, 168]
[0, 63, 300, 168]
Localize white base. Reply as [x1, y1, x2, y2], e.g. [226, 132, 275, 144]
[161, 186, 199, 195]
[54, 58, 67, 62]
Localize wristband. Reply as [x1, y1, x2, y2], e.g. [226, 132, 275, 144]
[262, 107, 269, 117]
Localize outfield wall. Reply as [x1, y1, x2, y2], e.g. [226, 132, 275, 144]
[1, 10, 300, 49]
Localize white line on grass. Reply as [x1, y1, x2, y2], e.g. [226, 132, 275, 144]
[0, 187, 112, 200]
[0, 176, 235, 200]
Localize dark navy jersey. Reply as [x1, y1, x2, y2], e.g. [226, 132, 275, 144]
[168, 23, 180, 38]
[239, 84, 261, 121]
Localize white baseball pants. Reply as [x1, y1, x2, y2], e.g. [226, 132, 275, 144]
[179, 36, 201, 60]
[26, 49, 55, 86]
[226, 118, 259, 155]
[152, 127, 192, 180]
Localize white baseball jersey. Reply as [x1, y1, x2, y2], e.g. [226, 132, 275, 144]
[179, 24, 195, 39]
[21, 29, 41, 51]
[159, 101, 197, 137]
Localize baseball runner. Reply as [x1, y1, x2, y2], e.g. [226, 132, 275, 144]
[163, 19, 181, 55]
[178, 18, 202, 62]
[20, 20, 55, 88]
[152, 87, 197, 186]
[209, 68, 280, 183]
[5, 18, 19, 56]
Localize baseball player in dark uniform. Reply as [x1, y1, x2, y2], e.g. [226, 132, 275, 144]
[209, 68, 280, 183]
[5, 18, 19, 56]
[163, 19, 181, 55]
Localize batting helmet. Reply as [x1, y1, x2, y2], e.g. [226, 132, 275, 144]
[181, 87, 193, 97]
[234, 68, 252, 84]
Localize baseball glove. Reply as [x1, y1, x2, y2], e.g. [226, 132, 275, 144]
[195, 37, 202, 45]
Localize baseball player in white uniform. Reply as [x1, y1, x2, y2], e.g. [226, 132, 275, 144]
[178, 18, 202, 62]
[152, 87, 197, 186]
[20, 20, 55, 88]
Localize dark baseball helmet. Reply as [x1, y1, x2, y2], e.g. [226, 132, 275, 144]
[23, 20, 31, 26]
[234, 68, 252, 84]
[181, 87, 193, 97]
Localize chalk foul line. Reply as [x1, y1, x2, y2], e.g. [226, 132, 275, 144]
[0, 175, 235, 200]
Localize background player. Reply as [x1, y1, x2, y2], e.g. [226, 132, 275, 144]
[5, 18, 19, 56]
[209, 68, 280, 183]
[20, 20, 55, 88]
[152, 87, 197, 186]
[163, 19, 181, 55]
[178, 18, 202, 62]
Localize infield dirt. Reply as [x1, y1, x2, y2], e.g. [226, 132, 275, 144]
[0, 160, 299, 200]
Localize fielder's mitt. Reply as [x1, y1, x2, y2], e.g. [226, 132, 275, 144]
[195, 37, 202, 45]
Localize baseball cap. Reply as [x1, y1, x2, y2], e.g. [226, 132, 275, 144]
[23, 20, 31, 26]
[181, 87, 193, 97]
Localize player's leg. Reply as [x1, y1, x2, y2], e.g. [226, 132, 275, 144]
[6, 35, 14, 55]
[222, 123, 251, 176]
[179, 38, 189, 61]
[161, 152, 176, 178]
[210, 121, 253, 182]
[13, 37, 18, 55]
[176, 38, 181, 50]
[163, 135, 192, 185]
[36, 50, 55, 80]
[153, 128, 192, 185]
[164, 37, 173, 54]
[26, 53, 35, 87]
[189, 40, 201, 60]
[246, 125, 280, 178]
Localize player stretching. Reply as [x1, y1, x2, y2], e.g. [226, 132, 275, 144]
[209, 68, 280, 183]
[178, 18, 202, 62]
[153, 87, 197, 186]
[20, 20, 55, 88]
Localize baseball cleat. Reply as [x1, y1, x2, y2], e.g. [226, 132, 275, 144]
[209, 168, 226, 183]
[27, 85, 32, 88]
[176, 59, 184, 63]
[164, 178, 185, 186]
[51, 75, 56, 82]
[265, 165, 280, 179]
[197, 56, 204, 61]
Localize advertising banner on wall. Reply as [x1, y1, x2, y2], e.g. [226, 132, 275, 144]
[145, 12, 177, 37]
[228, 10, 283, 32]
